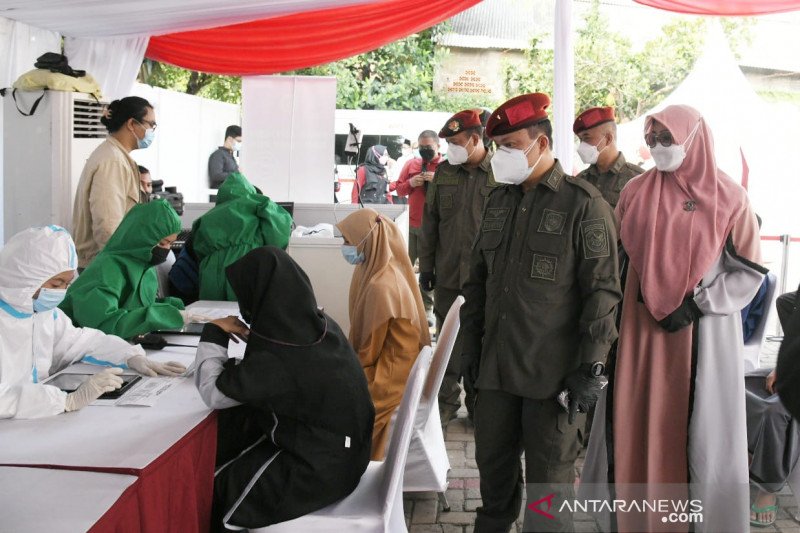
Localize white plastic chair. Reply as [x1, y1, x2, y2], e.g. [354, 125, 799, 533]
[254, 347, 433, 533]
[402, 296, 464, 511]
[744, 272, 778, 372]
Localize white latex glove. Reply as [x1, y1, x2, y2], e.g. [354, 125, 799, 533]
[127, 355, 187, 377]
[179, 310, 215, 325]
[64, 368, 124, 412]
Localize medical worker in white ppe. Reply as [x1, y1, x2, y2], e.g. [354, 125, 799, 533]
[0, 225, 185, 419]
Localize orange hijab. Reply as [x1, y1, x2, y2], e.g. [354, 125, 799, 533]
[336, 208, 431, 351]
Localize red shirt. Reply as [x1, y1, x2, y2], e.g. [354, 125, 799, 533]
[394, 156, 442, 228]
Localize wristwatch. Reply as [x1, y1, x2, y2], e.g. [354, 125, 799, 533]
[589, 361, 605, 377]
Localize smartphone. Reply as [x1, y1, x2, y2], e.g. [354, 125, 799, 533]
[46, 373, 142, 400]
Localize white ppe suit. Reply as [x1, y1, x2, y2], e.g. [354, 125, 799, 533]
[0, 225, 144, 419]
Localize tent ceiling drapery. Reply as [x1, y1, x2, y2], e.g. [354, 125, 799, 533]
[633, 0, 800, 16]
[145, 0, 482, 75]
[0, 0, 379, 38]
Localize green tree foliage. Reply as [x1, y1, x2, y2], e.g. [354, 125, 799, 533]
[294, 28, 443, 110]
[504, 0, 753, 122]
[138, 59, 241, 104]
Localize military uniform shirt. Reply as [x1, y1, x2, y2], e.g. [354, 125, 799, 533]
[419, 149, 496, 290]
[575, 152, 643, 208]
[460, 161, 622, 400]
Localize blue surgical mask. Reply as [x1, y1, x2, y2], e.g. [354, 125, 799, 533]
[341, 245, 365, 265]
[33, 288, 66, 313]
[340, 219, 380, 265]
[137, 127, 155, 150]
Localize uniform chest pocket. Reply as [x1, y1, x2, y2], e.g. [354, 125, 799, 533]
[438, 185, 458, 211]
[522, 231, 568, 300]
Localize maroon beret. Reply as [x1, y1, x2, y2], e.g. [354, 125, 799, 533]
[438, 110, 482, 139]
[573, 106, 616, 134]
[486, 93, 551, 137]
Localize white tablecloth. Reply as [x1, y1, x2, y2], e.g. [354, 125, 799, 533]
[0, 467, 137, 532]
[0, 347, 211, 470]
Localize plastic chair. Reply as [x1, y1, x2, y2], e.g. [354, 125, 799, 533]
[402, 296, 464, 511]
[744, 272, 778, 372]
[254, 347, 433, 533]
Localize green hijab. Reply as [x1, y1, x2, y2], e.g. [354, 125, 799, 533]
[60, 200, 184, 339]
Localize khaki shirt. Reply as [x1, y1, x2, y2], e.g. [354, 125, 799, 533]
[575, 152, 643, 208]
[72, 137, 140, 267]
[461, 161, 622, 399]
[419, 149, 496, 290]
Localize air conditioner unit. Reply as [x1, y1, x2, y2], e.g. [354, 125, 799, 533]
[3, 91, 108, 241]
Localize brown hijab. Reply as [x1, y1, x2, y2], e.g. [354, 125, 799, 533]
[336, 208, 430, 351]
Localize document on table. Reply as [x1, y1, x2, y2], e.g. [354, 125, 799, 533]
[93, 377, 182, 407]
[48, 364, 185, 408]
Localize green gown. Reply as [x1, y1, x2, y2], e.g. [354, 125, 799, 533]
[60, 200, 184, 339]
[193, 173, 292, 301]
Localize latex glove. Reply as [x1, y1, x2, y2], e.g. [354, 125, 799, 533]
[462, 352, 481, 391]
[64, 368, 124, 412]
[562, 364, 605, 424]
[179, 310, 216, 325]
[127, 355, 187, 377]
[657, 296, 703, 333]
[419, 271, 436, 292]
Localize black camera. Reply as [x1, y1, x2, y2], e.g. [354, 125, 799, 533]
[150, 179, 184, 215]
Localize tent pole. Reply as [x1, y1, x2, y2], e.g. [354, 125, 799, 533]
[553, 0, 575, 173]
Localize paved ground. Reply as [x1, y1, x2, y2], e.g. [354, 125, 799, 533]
[402, 337, 800, 533]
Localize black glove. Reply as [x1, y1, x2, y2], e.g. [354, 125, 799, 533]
[462, 352, 480, 391]
[419, 271, 436, 292]
[563, 364, 605, 424]
[657, 296, 703, 333]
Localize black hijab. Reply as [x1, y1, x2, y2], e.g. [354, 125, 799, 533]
[225, 246, 326, 346]
[360, 145, 388, 199]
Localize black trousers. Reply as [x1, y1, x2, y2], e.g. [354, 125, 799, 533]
[474, 389, 584, 533]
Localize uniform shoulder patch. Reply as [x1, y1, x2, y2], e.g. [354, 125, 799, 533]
[580, 218, 611, 259]
[566, 175, 602, 199]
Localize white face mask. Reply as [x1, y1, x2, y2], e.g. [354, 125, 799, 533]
[577, 138, 607, 165]
[650, 122, 700, 173]
[446, 138, 476, 165]
[491, 137, 541, 185]
[233, 141, 242, 152]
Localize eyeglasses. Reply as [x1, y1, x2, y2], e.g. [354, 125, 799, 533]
[645, 131, 673, 148]
[135, 119, 158, 131]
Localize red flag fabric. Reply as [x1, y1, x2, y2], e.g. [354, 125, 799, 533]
[146, 0, 481, 76]
[634, 0, 800, 16]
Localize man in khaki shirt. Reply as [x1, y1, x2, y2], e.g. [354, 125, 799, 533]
[72, 96, 156, 268]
